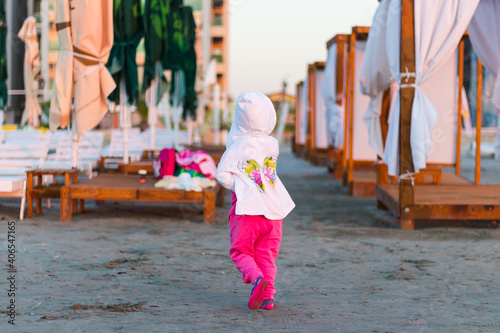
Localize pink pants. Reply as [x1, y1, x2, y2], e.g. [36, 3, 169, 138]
[229, 192, 282, 300]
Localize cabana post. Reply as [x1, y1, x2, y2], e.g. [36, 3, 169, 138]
[399, 0, 417, 229]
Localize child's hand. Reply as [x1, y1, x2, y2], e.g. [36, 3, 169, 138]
[215, 170, 235, 191]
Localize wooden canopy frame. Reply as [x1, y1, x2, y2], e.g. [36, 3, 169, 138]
[375, 0, 500, 229]
[346, 25, 469, 197]
[325, 34, 349, 178]
[293, 80, 305, 157]
[305, 61, 328, 165]
[344, 26, 380, 196]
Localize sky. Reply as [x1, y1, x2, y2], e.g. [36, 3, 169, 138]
[228, 0, 379, 98]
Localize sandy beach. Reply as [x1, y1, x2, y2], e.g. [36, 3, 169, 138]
[0, 149, 499, 332]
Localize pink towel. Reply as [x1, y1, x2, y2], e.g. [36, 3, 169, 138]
[176, 150, 216, 179]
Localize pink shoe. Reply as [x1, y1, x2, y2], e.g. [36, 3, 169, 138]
[248, 276, 268, 310]
[260, 299, 274, 310]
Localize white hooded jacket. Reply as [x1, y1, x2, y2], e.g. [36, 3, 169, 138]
[216, 91, 295, 220]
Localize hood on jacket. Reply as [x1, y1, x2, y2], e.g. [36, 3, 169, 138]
[226, 91, 277, 148]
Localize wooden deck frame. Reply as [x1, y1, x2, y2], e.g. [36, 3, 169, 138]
[375, 0, 500, 229]
[325, 34, 349, 178]
[60, 174, 218, 223]
[344, 26, 380, 195]
[293, 81, 306, 158]
[349, 25, 469, 197]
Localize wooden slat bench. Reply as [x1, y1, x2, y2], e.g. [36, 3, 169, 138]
[60, 174, 217, 223]
[26, 169, 81, 218]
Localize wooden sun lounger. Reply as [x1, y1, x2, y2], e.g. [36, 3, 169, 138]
[376, 183, 500, 228]
[60, 174, 217, 223]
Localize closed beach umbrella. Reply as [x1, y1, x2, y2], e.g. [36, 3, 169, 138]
[18, 17, 41, 128]
[182, 5, 197, 120]
[50, 0, 116, 167]
[143, 0, 170, 149]
[166, 0, 185, 71]
[106, 0, 144, 162]
[107, 0, 144, 105]
[143, 0, 169, 92]
[0, 0, 7, 118]
[168, 0, 185, 147]
[168, 0, 186, 105]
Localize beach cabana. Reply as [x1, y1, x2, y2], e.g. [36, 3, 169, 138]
[322, 34, 348, 178]
[367, 0, 500, 229]
[306, 62, 328, 165]
[294, 76, 309, 158]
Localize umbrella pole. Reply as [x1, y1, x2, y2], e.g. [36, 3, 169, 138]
[72, 135, 79, 169]
[173, 71, 180, 149]
[187, 115, 193, 146]
[222, 92, 228, 123]
[276, 102, 290, 144]
[120, 76, 129, 164]
[71, 115, 79, 169]
[163, 93, 172, 132]
[149, 63, 160, 150]
[213, 83, 220, 145]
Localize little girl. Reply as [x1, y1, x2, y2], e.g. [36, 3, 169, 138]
[216, 91, 295, 310]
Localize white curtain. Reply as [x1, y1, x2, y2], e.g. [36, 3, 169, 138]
[329, 44, 347, 148]
[359, 0, 392, 158]
[321, 44, 337, 146]
[468, 0, 500, 160]
[383, 0, 480, 175]
[315, 70, 328, 148]
[299, 76, 309, 145]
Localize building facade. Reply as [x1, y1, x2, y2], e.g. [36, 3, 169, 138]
[186, 0, 229, 93]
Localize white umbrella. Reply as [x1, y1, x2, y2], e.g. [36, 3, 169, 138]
[50, 0, 115, 168]
[18, 16, 41, 128]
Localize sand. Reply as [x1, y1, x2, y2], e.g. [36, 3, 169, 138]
[0, 149, 499, 332]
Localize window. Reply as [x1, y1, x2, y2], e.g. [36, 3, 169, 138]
[213, 0, 224, 9]
[212, 49, 223, 63]
[212, 14, 223, 26]
[212, 36, 223, 45]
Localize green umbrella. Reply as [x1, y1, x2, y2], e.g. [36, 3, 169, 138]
[0, 0, 7, 109]
[106, 0, 144, 105]
[142, 0, 170, 93]
[167, 0, 186, 145]
[181, 5, 197, 120]
[166, 0, 185, 71]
